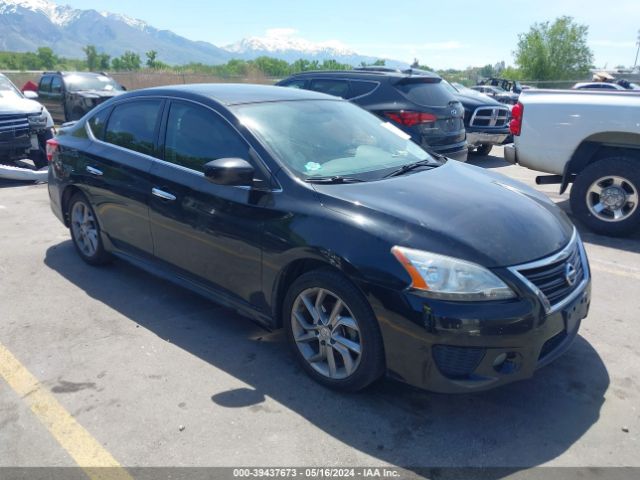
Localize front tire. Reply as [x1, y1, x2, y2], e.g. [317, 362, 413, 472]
[570, 157, 640, 236]
[68, 193, 112, 265]
[283, 268, 385, 392]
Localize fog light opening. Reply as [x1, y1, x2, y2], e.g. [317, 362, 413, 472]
[493, 351, 522, 374]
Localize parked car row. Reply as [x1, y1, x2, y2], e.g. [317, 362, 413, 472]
[46, 83, 591, 394]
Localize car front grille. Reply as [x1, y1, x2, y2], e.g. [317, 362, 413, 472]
[432, 345, 486, 379]
[470, 106, 510, 128]
[0, 114, 30, 142]
[513, 233, 586, 310]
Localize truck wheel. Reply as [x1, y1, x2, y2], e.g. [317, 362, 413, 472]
[473, 144, 493, 156]
[71, 108, 84, 121]
[570, 157, 640, 236]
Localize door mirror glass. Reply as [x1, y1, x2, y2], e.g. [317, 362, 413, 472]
[203, 158, 255, 186]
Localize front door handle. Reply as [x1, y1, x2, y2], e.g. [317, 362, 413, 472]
[86, 166, 103, 176]
[152, 188, 176, 201]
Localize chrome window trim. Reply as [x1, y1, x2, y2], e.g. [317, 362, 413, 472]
[507, 228, 590, 314]
[85, 95, 282, 192]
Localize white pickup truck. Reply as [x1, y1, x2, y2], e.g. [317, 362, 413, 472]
[504, 89, 640, 236]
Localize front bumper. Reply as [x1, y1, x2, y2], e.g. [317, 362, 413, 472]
[370, 280, 590, 393]
[367, 233, 591, 393]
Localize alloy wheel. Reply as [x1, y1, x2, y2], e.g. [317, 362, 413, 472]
[291, 287, 362, 380]
[586, 175, 638, 223]
[71, 201, 99, 257]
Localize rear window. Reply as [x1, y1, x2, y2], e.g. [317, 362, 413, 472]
[395, 80, 455, 107]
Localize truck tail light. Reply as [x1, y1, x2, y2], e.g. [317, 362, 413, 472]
[510, 102, 524, 136]
[385, 111, 437, 127]
[46, 138, 59, 162]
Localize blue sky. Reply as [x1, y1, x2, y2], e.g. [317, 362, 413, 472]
[62, 0, 640, 69]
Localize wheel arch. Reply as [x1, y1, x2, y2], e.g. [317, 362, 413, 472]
[271, 253, 367, 329]
[562, 133, 640, 193]
[60, 184, 85, 227]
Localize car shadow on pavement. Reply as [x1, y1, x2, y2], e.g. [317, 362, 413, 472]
[466, 154, 511, 169]
[44, 241, 609, 476]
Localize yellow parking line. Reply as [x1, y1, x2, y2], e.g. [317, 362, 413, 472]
[0, 342, 133, 480]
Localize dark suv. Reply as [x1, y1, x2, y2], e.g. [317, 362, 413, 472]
[277, 68, 467, 161]
[37, 71, 125, 123]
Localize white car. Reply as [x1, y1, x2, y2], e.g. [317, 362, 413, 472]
[505, 89, 640, 236]
[0, 73, 54, 179]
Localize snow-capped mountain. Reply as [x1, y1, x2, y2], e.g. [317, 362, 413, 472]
[0, 0, 394, 67]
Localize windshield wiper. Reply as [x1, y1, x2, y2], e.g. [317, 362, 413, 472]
[383, 159, 437, 178]
[305, 176, 365, 184]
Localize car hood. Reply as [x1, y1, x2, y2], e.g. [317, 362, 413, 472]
[454, 91, 503, 107]
[0, 94, 42, 115]
[312, 161, 574, 268]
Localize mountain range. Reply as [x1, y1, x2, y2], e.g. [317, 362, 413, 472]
[0, 0, 399, 67]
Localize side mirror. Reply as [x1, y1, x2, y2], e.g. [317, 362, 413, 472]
[23, 90, 39, 99]
[203, 158, 255, 186]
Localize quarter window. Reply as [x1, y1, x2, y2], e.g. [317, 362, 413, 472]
[309, 79, 350, 98]
[105, 100, 162, 156]
[163, 102, 249, 172]
[88, 108, 111, 140]
[347, 80, 378, 99]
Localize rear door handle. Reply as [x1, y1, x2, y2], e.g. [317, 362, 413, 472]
[86, 166, 103, 176]
[152, 188, 176, 201]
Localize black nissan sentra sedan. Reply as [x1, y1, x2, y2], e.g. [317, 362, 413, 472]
[47, 84, 591, 393]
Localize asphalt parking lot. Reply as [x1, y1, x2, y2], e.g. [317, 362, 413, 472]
[1, 146, 639, 476]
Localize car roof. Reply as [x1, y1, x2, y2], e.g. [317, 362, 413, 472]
[573, 82, 624, 89]
[131, 83, 338, 106]
[284, 68, 441, 81]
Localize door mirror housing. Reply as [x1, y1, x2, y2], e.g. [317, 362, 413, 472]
[23, 90, 39, 99]
[203, 158, 255, 186]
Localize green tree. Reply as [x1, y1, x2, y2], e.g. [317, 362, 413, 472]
[112, 51, 141, 71]
[83, 45, 98, 71]
[514, 16, 593, 80]
[97, 53, 110, 70]
[36, 47, 56, 69]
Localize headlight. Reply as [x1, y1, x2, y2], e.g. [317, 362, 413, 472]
[391, 246, 516, 301]
[27, 111, 48, 129]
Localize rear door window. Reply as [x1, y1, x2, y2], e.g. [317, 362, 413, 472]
[105, 100, 163, 157]
[396, 80, 454, 107]
[309, 79, 350, 98]
[51, 76, 63, 94]
[163, 101, 249, 172]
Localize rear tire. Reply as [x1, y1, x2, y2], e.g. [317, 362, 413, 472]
[68, 192, 112, 265]
[570, 157, 640, 236]
[472, 144, 493, 156]
[283, 268, 385, 392]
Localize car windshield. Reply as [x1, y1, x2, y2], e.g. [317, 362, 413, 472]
[234, 100, 440, 181]
[0, 75, 23, 99]
[65, 74, 123, 92]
